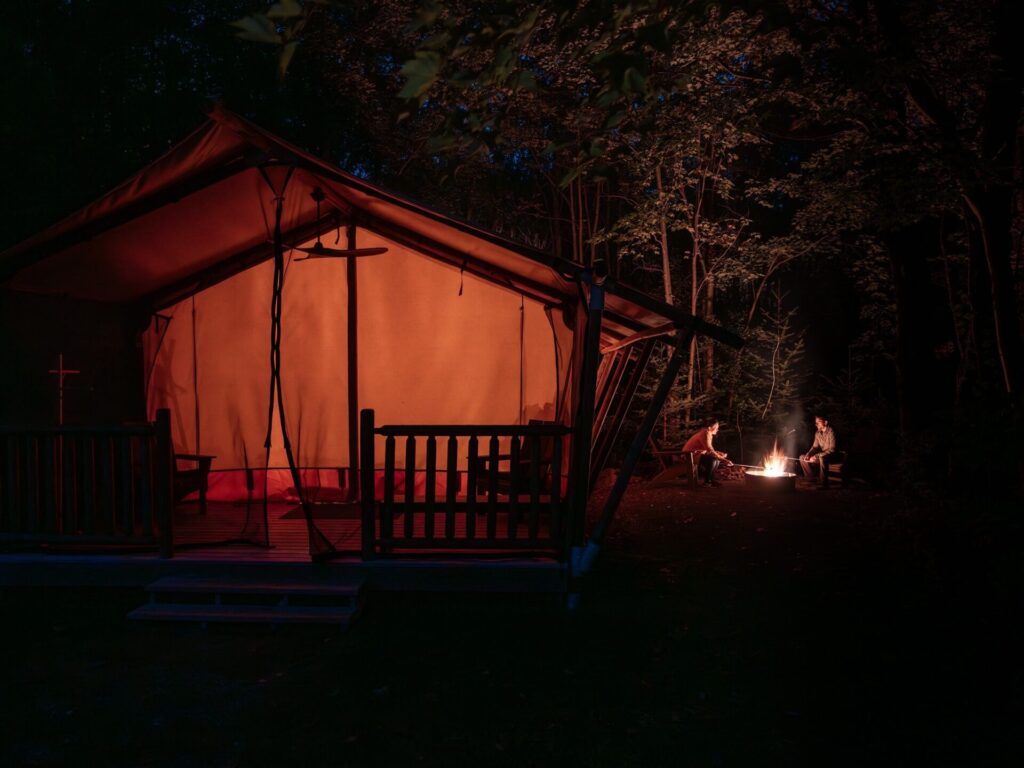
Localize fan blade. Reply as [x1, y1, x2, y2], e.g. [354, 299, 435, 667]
[293, 246, 389, 259]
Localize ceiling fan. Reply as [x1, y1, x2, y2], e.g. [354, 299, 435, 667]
[291, 187, 388, 260]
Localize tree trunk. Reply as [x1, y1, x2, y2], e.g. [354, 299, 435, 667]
[655, 163, 674, 305]
[703, 271, 715, 394]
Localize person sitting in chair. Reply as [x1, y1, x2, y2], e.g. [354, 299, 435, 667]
[799, 415, 838, 488]
[682, 419, 729, 487]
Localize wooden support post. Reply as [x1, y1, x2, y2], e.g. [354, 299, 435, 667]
[154, 408, 173, 559]
[567, 272, 605, 560]
[347, 224, 360, 501]
[580, 329, 693, 574]
[360, 409, 376, 559]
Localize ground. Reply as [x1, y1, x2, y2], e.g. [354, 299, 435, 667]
[1, 476, 1020, 767]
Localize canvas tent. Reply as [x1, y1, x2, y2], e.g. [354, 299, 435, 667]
[1, 107, 739, 559]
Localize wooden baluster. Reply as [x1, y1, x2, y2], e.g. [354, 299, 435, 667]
[138, 435, 153, 538]
[383, 435, 396, 542]
[97, 435, 114, 534]
[444, 436, 458, 540]
[41, 435, 56, 534]
[79, 435, 95, 535]
[359, 409, 376, 560]
[466, 435, 478, 540]
[0, 436, 10, 531]
[23, 435, 38, 534]
[424, 436, 437, 540]
[154, 410, 173, 558]
[550, 433, 564, 545]
[404, 436, 416, 540]
[118, 436, 133, 536]
[62, 435, 76, 535]
[507, 434, 521, 539]
[5, 436, 20, 531]
[528, 435, 541, 541]
[487, 435, 499, 541]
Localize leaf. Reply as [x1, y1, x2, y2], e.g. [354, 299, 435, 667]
[426, 132, 457, 153]
[398, 51, 442, 100]
[604, 110, 627, 129]
[490, 45, 515, 82]
[266, 0, 303, 20]
[421, 31, 452, 51]
[637, 21, 671, 53]
[511, 70, 537, 91]
[405, 1, 440, 33]
[499, 7, 541, 42]
[278, 40, 299, 81]
[230, 15, 281, 45]
[559, 164, 584, 188]
[622, 66, 647, 95]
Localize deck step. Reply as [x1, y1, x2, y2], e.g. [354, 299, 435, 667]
[129, 574, 366, 627]
[128, 603, 355, 625]
[145, 575, 363, 598]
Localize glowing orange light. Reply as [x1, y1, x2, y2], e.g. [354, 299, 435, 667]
[762, 441, 788, 476]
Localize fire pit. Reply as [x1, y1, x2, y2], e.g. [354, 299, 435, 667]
[743, 441, 797, 492]
[744, 469, 797, 492]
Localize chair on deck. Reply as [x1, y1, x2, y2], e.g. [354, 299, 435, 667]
[173, 453, 215, 514]
[474, 421, 560, 496]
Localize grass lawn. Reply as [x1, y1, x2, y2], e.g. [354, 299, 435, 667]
[1, 477, 1020, 767]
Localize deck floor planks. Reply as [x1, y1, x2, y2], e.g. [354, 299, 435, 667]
[171, 502, 555, 562]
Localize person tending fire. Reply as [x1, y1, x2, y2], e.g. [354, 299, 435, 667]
[682, 419, 731, 487]
[799, 415, 838, 488]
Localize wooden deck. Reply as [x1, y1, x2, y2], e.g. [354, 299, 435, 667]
[0, 500, 567, 594]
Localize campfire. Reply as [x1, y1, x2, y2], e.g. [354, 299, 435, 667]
[744, 441, 797, 491]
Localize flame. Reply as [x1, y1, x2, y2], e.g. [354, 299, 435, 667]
[762, 441, 788, 476]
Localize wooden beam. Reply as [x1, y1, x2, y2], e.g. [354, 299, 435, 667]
[579, 328, 694, 574]
[601, 322, 675, 353]
[346, 224, 360, 501]
[567, 274, 605, 555]
[604, 279, 744, 349]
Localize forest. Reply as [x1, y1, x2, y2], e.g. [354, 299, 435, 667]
[4, 0, 1022, 497]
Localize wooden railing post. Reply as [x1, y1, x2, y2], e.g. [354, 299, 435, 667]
[154, 408, 173, 559]
[360, 409, 376, 560]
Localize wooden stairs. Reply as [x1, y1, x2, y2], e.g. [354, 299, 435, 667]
[128, 575, 365, 627]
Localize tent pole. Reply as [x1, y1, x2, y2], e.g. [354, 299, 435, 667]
[346, 224, 360, 501]
[577, 328, 693, 575]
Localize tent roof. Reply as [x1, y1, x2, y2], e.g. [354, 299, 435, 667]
[0, 106, 740, 346]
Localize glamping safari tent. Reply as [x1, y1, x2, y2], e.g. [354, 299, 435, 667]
[0, 108, 740, 591]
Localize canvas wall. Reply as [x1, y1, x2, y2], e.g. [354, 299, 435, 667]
[145, 228, 573, 496]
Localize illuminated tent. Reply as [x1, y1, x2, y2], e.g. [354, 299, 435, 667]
[1, 107, 738, 556]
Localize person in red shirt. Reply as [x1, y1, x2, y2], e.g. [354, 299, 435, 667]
[682, 420, 729, 487]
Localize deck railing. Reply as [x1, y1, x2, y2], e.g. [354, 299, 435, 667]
[360, 409, 571, 559]
[0, 410, 173, 557]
